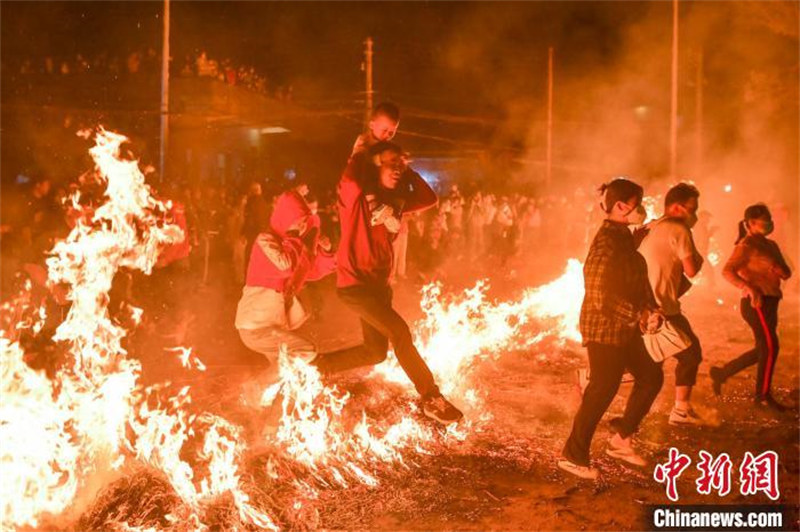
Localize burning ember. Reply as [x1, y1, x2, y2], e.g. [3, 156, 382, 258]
[1, 129, 274, 531]
[0, 128, 585, 531]
[642, 195, 663, 222]
[374, 259, 584, 406]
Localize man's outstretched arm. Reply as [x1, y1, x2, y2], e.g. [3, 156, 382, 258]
[402, 169, 438, 214]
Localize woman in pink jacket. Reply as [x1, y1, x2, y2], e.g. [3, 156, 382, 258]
[235, 191, 335, 382]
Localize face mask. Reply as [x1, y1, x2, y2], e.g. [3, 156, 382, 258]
[624, 204, 647, 225]
[747, 219, 774, 236]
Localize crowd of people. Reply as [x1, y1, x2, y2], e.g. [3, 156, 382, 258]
[559, 178, 792, 480]
[6, 49, 292, 100]
[0, 102, 794, 471]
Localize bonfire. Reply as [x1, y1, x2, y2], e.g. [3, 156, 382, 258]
[0, 128, 586, 532]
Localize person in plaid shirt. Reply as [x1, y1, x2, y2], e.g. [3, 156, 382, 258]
[559, 178, 665, 480]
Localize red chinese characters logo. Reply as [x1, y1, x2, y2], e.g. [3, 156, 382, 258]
[695, 450, 732, 497]
[739, 450, 780, 501]
[654, 447, 692, 502]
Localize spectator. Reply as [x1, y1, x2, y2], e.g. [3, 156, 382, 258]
[242, 181, 270, 270]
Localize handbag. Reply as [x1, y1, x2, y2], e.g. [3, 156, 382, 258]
[642, 320, 693, 362]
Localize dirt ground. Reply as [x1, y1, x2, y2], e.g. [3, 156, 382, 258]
[95, 249, 800, 532]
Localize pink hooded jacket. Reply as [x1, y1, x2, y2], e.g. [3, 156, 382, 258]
[236, 191, 335, 330]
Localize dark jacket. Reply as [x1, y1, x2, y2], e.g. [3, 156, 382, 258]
[579, 220, 656, 346]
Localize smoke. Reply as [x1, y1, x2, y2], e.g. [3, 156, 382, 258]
[2, 2, 797, 263]
[439, 1, 799, 264]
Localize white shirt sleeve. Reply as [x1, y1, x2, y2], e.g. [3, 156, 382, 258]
[670, 222, 697, 261]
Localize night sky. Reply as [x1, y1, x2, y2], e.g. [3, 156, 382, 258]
[2, 2, 652, 115]
[2, 2, 797, 188]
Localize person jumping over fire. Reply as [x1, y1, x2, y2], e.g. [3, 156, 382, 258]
[235, 190, 336, 384]
[312, 141, 464, 425]
[711, 203, 792, 412]
[353, 102, 412, 285]
[638, 183, 706, 425]
[560, 177, 664, 480]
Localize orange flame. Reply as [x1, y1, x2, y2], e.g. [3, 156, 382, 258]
[1, 127, 588, 531]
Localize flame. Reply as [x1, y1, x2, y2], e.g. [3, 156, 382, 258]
[642, 195, 662, 222]
[373, 260, 584, 411]
[0, 337, 78, 527]
[707, 236, 723, 268]
[0, 128, 275, 531]
[166, 346, 207, 372]
[267, 348, 444, 490]
[259, 259, 585, 493]
[1, 127, 588, 531]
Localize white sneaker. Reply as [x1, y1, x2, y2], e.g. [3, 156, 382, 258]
[606, 437, 647, 467]
[669, 405, 705, 426]
[557, 458, 599, 480]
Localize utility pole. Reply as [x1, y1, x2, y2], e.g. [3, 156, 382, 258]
[669, 0, 679, 178]
[695, 48, 704, 176]
[159, 0, 170, 182]
[364, 36, 374, 129]
[546, 46, 554, 185]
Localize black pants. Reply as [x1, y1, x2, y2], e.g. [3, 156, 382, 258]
[718, 296, 780, 400]
[312, 283, 440, 398]
[563, 337, 663, 466]
[667, 313, 702, 387]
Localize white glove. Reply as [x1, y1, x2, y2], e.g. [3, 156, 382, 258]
[370, 204, 394, 226]
[383, 215, 401, 233]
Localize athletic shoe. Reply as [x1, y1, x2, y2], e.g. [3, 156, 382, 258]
[422, 395, 463, 424]
[669, 405, 705, 426]
[606, 436, 647, 467]
[557, 457, 599, 480]
[709, 366, 725, 397]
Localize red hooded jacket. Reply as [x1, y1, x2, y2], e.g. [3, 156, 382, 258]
[245, 191, 334, 293]
[336, 153, 437, 288]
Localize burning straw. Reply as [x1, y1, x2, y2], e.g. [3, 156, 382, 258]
[1, 128, 586, 531]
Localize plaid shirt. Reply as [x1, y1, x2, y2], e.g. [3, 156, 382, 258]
[579, 220, 656, 346]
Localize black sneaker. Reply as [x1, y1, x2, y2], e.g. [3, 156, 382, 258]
[422, 394, 463, 424]
[709, 366, 725, 397]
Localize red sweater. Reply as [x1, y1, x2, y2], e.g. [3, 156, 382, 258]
[336, 155, 437, 287]
[723, 234, 792, 298]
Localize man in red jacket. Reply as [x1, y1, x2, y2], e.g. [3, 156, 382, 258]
[313, 141, 463, 424]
